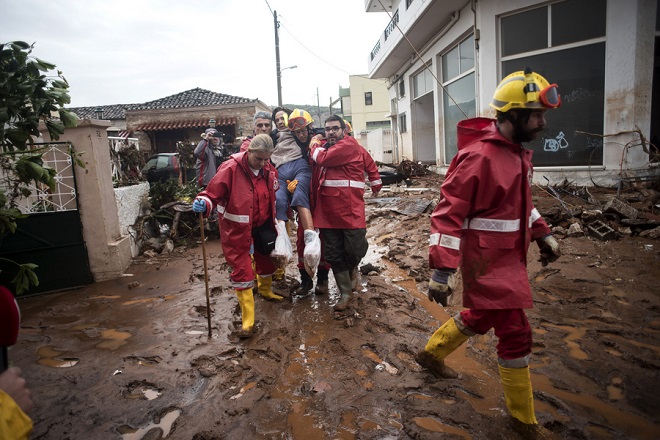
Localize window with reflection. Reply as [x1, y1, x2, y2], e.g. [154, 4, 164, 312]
[442, 34, 476, 163]
[500, 0, 607, 166]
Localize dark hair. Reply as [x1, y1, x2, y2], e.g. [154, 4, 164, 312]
[324, 114, 345, 129]
[496, 108, 532, 125]
[271, 107, 292, 121]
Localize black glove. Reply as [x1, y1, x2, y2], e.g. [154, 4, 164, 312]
[428, 269, 455, 306]
[537, 234, 561, 267]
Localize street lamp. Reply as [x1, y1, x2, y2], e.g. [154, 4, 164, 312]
[94, 106, 104, 119]
[277, 65, 297, 106]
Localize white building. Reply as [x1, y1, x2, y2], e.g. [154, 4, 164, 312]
[367, 0, 659, 186]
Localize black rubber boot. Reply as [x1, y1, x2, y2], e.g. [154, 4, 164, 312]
[314, 269, 329, 295]
[294, 268, 313, 296]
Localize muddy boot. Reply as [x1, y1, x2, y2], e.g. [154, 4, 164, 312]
[499, 365, 539, 439]
[235, 288, 254, 339]
[294, 269, 313, 297]
[314, 269, 329, 295]
[414, 350, 459, 378]
[333, 270, 355, 311]
[349, 266, 361, 292]
[256, 275, 284, 301]
[416, 318, 469, 378]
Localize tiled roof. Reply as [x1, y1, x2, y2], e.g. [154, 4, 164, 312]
[67, 88, 256, 119]
[133, 117, 237, 132]
[68, 104, 137, 120]
[132, 88, 255, 110]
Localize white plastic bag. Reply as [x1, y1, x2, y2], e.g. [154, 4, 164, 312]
[271, 221, 292, 268]
[303, 229, 321, 277]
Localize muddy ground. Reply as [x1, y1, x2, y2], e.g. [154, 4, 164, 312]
[10, 175, 660, 440]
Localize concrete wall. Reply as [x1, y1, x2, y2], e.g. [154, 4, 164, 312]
[40, 119, 132, 281]
[348, 75, 391, 135]
[114, 183, 150, 258]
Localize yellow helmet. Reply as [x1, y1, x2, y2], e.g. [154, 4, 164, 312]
[343, 119, 353, 135]
[288, 109, 314, 131]
[490, 67, 561, 113]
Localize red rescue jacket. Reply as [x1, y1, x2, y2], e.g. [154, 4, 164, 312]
[197, 152, 278, 266]
[310, 136, 382, 229]
[429, 117, 550, 309]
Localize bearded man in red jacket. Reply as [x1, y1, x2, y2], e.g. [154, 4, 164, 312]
[309, 115, 382, 312]
[416, 68, 562, 436]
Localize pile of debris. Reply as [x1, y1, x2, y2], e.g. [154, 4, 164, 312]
[536, 181, 660, 241]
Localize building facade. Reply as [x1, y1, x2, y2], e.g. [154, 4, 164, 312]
[367, 0, 659, 185]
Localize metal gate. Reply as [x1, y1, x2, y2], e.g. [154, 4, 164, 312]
[0, 142, 93, 295]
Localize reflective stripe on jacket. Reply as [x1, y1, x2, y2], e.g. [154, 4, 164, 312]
[429, 117, 550, 309]
[310, 136, 382, 229]
[197, 152, 277, 272]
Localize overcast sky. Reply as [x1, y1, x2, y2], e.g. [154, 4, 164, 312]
[1, 0, 391, 109]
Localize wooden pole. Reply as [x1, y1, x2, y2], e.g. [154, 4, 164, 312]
[199, 213, 212, 338]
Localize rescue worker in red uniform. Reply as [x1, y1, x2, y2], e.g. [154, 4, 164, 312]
[416, 68, 562, 436]
[286, 109, 331, 296]
[309, 115, 382, 312]
[192, 134, 283, 339]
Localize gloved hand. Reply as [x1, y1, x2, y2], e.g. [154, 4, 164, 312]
[428, 268, 455, 306]
[286, 179, 298, 193]
[192, 198, 207, 213]
[537, 234, 561, 266]
[310, 134, 323, 148]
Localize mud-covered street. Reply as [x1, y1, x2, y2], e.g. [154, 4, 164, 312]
[9, 175, 660, 439]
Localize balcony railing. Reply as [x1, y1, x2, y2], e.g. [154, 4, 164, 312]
[370, 39, 381, 61]
[384, 9, 399, 41]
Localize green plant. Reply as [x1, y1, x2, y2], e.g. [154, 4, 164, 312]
[0, 41, 80, 295]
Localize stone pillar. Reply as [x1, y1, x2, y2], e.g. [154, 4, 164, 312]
[40, 119, 132, 281]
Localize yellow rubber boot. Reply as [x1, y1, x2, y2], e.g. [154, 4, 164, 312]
[499, 365, 538, 426]
[273, 266, 285, 281]
[235, 288, 255, 338]
[257, 275, 284, 301]
[416, 318, 469, 378]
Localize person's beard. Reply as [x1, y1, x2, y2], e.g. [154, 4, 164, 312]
[511, 113, 543, 143]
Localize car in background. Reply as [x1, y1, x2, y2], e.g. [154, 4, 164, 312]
[142, 153, 183, 183]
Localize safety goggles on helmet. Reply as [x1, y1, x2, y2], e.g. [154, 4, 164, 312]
[539, 84, 561, 108]
[288, 116, 309, 131]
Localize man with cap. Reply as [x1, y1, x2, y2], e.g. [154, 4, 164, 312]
[415, 67, 562, 437]
[195, 128, 224, 188]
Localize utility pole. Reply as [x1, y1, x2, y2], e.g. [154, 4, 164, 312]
[316, 87, 321, 124]
[274, 10, 283, 106]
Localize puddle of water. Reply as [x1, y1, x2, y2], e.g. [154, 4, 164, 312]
[143, 388, 161, 400]
[184, 330, 205, 335]
[288, 401, 326, 439]
[543, 324, 589, 360]
[122, 297, 158, 306]
[96, 329, 132, 350]
[37, 346, 80, 368]
[229, 381, 257, 400]
[413, 417, 472, 439]
[118, 409, 181, 440]
[532, 373, 657, 439]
